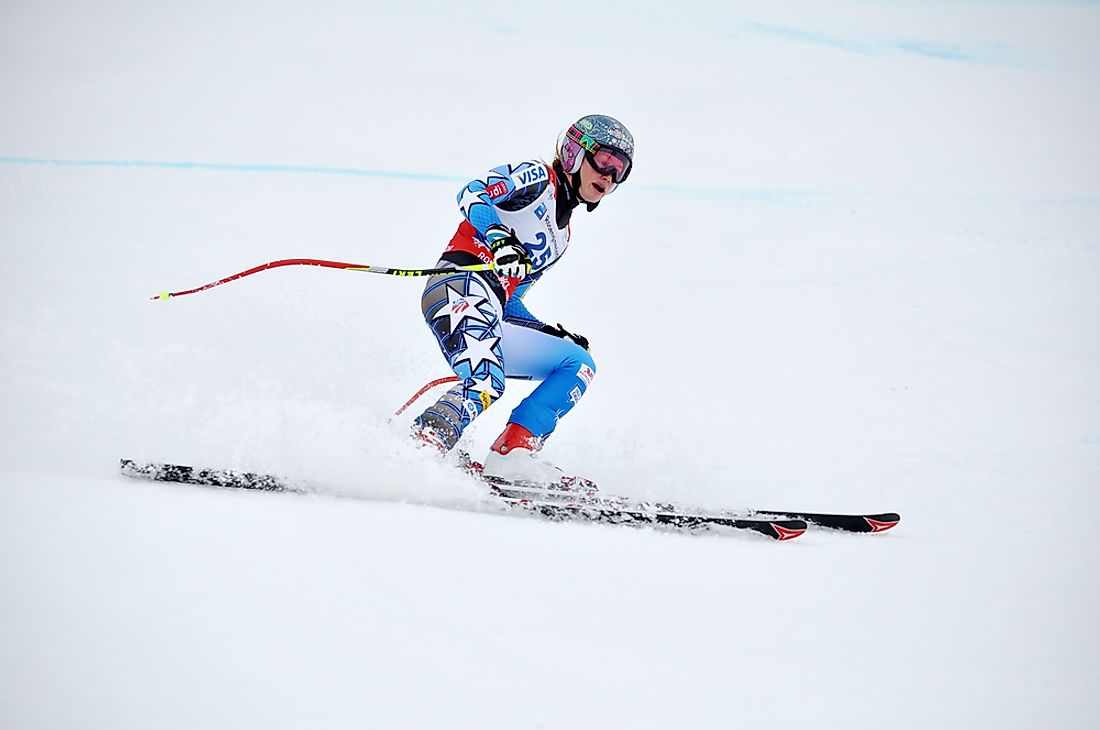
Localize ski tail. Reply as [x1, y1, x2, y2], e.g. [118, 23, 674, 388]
[119, 459, 296, 492]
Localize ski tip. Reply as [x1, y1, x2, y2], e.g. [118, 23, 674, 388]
[864, 514, 901, 533]
[772, 521, 808, 541]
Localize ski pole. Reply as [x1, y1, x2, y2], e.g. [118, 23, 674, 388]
[393, 373, 533, 418]
[392, 376, 461, 417]
[152, 258, 492, 300]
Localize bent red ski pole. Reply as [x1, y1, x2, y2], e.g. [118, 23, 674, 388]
[392, 376, 461, 417]
[152, 258, 492, 300]
[394, 374, 531, 417]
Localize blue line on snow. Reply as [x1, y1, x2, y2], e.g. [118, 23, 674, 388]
[742, 22, 991, 63]
[0, 154, 816, 199]
[0, 155, 841, 201]
[2, 154, 1097, 205]
[0, 155, 466, 183]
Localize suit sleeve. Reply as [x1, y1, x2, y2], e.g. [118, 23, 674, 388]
[456, 161, 552, 241]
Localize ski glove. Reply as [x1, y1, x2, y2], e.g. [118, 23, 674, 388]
[486, 225, 531, 280]
[540, 323, 590, 351]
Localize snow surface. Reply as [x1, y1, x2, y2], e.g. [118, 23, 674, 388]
[2, 1, 1099, 728]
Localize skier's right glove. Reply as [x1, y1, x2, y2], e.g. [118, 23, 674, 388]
[486, 225, 531, 280]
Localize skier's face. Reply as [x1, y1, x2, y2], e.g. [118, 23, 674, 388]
[577, 157, 613, 203]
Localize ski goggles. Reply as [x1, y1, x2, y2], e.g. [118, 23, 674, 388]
[567, 125, 632, 183]
[586, 147, 632, 184]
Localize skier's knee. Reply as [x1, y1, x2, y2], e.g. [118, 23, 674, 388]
[571, 348, 596, 386]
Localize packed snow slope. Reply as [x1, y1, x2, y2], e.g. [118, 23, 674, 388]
[2, 1, 1098, 728]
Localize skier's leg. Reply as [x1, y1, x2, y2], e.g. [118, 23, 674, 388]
[413, 272, 506, 452]
[499, 323, 596, 441]
[481, 324, 596, 482]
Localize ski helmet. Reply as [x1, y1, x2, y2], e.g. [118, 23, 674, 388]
[557, 114, 634, 192]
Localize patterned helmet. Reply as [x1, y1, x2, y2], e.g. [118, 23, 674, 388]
[557, 114, 634, 191]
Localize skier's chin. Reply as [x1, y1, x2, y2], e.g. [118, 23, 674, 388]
[583, 182, 608, 203]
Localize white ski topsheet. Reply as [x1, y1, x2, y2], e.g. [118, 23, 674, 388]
[2, 1, 1098, 728]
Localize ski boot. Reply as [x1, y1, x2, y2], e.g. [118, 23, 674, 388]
[481, 423, 599, 501]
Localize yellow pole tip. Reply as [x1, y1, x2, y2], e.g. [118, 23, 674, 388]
[159, 292, 171, 300]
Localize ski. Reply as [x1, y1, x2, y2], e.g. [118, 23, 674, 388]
[485, 480, 897, 535]
[120, 459, 297, 492]
[119, 460, 899, 538]
[492, 492, 807, 540]
[119, 459, 805, 540]
[479, 470, 900, 536]
[482, 479, 804, 539]
[753, 509, 901, 533]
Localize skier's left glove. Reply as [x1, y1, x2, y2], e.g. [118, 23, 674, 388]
[486, 225, 531, 280]
[540, 323, 590, 351]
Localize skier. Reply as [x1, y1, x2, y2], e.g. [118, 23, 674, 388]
[412, 114, 634, 485]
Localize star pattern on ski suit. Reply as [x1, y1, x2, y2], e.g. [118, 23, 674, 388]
[451, 330, 501, 372]
[458, 184, 490, 219]
[467, 374, 499, 399]
[431, 286, 491, 333]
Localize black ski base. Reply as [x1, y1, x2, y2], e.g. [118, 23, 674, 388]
[120, 459, 296, 492]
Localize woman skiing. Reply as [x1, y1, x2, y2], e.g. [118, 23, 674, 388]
[412, 114, 634, 485]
